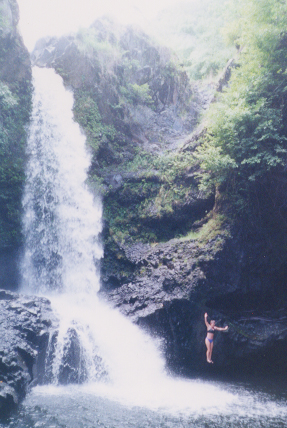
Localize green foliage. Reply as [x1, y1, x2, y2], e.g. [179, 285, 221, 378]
[73, 91, 116, 152]
[120, 83, 153, 106]
[125, 149, 196, 184]
[0, 78, 32, 248]
[0, 25, 32, 249]
[195, 0, 287, 214]
[178, 214, 229, 246]
[0, 82, 18, 108]
[102, 148, 205, 244]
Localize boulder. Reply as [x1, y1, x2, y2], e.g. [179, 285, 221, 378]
[0, 290, 56, 418]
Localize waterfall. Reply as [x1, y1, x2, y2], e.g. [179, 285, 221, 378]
[21, 67, 237, 413]
[21, 66, 166, 392]
[21, 67, 102, 295]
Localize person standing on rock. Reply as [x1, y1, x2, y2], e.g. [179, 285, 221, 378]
[204, 312, 228, 363]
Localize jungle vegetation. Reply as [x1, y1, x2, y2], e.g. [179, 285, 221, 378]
[196, 0, 287, 224]
[65, 0, 287, 246]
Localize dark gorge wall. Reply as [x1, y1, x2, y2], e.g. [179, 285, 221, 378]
[0, 0, 32, 289]
[101, 205, 287, 378]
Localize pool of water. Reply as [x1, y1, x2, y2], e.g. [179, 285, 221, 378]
[2, 378, 287, 428]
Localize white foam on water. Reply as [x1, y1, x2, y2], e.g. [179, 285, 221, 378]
[29, 381, 287, 420]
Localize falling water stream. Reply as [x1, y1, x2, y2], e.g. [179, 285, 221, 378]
[3, 67, 287, 428]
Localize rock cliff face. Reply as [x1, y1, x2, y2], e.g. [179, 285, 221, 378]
[101, 220, 287, 377]
[0, 0, 32, 289]
[0, 290, 56, 419]
[31, 20, 202, 156]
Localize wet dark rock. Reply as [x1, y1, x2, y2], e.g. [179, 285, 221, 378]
[101, 226, 287, 378]
[102, 239, 209, 320]
[43, 328, 108, 386]
[103, 174, 123, 191]
[0, 290, 56, 418]
[57, 328, 86, 385]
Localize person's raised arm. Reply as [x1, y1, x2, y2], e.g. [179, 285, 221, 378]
[204, 312, 210, 328]
[214, 325, 229, 331]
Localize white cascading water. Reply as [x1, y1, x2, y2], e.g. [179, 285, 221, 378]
[20, 66, 257, 415]
[21, 67, 102, 295]
[21, 66, 167, 395]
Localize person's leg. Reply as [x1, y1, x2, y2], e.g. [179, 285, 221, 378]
[205, 338, 211, 362]
[209, 341, 214, 363]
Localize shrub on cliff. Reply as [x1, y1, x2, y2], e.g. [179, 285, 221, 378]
[120, 83, 153, 107]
